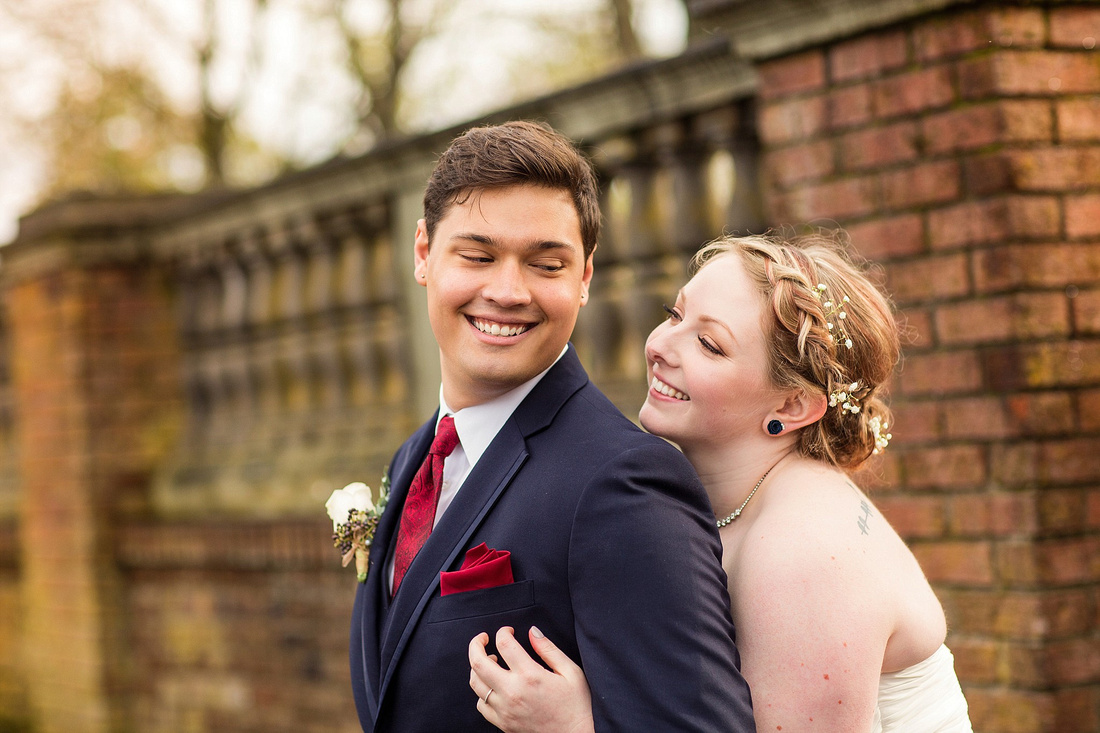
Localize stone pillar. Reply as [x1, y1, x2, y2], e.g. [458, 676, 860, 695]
[4, 195, 191, 732]
[704, 1, 1100, 730]
[392, 184, 442, 420]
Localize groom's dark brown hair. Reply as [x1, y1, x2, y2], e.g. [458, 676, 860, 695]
[422, 120, 601, 260]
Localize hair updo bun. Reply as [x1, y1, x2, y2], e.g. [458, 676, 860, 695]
[691, 230, 900, 470]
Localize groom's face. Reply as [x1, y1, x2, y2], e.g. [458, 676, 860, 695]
[414, 184, 593, 411]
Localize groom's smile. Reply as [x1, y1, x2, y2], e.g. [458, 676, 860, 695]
[468, 315, 535, 339]
[413, 184, 593, 411]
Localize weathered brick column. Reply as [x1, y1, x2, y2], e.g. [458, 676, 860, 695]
[3, 195, 191, 733]
[691, 1, 1100, 730]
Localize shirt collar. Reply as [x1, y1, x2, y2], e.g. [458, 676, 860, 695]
[437, 345, 568, 466]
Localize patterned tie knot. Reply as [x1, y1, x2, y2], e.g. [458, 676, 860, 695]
[430, 416, 460, 457]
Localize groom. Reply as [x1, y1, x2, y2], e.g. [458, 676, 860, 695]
[349, 121, 754, 731]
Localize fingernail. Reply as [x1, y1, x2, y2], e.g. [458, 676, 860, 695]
[531, 625, 544, 639]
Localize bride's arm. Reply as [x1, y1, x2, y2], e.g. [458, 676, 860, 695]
[730, 502, 889, 732]
[469, 626, 594, 733]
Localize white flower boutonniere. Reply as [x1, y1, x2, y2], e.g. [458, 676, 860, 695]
[326, 472, 390, 583]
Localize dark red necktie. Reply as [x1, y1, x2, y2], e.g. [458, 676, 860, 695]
[392, 416, 460, 595]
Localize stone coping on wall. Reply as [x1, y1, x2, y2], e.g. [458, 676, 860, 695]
[146, 36, 758, 260]
[4, 37, 756, 274]
[687, 0, 978, 59]
[0, 38, 760, 302]
[1, 190, 230, 285]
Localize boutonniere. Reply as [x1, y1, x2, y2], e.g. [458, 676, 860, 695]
[325, 471, 390, 583]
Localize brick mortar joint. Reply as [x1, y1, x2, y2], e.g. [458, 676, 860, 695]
[115, 519, 336, 570]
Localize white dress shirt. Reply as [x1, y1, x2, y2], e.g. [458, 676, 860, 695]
[387, 346, 567, 592]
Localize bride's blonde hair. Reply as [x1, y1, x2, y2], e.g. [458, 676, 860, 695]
[692, 229, 900, 470]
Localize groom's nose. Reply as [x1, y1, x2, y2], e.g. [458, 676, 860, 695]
[482, 261, 532, 308]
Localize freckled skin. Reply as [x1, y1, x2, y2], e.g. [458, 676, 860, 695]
[723, 458, 948, 731]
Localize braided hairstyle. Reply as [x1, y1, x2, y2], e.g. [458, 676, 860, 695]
[692, 230, 900, 470]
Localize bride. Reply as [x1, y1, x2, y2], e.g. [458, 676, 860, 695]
[468, 231, 972, 732]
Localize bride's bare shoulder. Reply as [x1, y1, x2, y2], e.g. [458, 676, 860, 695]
[734, 461, 892, 589]
[759, 461, 875, 531]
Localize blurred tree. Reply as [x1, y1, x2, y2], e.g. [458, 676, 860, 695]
[329, 0, 649, 151]
[328, 0, 455, 151]
[41, 66, 199, 195]
[609, 0, 644, 61]
[0, 0, 678, 208]
[104, 0, 282, 187]
[1, 0, 282, 194]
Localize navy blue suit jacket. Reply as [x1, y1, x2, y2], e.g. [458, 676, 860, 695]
[350, 346, 754, 731]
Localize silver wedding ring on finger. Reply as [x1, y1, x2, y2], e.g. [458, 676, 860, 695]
[483, 688, 493, 705]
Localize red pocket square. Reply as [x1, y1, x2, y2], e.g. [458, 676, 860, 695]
[439, 543, 514, 596]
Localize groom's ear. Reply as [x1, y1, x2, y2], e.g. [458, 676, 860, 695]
[579, 252, 594, 305]
[769, 390, 828, 433]
[413, 219, 430, 286]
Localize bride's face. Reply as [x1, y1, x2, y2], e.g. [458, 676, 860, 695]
[640, 253, 779, 453]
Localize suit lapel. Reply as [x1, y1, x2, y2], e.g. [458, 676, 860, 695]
[374, 347, 591, 709]
[358, 415, 436, 720]
[378, 418, 528, 699]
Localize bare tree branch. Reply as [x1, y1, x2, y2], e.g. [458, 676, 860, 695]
[608, 0, 643, 61]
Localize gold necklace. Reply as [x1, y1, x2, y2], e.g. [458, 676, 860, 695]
[716, 466, 775, 528]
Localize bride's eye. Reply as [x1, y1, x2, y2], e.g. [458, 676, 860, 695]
[662, 304, 682, 322]
[699, 337, 722, 355]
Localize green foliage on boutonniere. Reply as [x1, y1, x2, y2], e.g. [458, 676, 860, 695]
[326, 470, 391, 583]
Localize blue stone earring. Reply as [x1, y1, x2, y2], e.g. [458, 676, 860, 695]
[767, 419, 784, 435]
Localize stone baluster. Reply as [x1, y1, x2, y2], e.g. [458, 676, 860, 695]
[218, 252, 254, 450]
[372, 305, 409, 407]
[238, 231, 280, 436]
[175, 257, 207, 449]
[622, 127, 673, 383]
[267, 223, 310, 430]
[665, 122, 712, 260]
[699, 104, 765, 236]
[361, 202, 396, 305]
[193, 261, 234, 452]
[575, 137, 629, 379]
[329, 212, 369, 312]
[299, 217, 346, 420]
[327, 211, 379, 412]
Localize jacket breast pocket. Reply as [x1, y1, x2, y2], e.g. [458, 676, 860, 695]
[426, 579, 536, 623]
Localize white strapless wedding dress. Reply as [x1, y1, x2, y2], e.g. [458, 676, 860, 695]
[871, 644, 973, 732]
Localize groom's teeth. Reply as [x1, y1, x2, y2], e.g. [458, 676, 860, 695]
[473, 318, 530, 337]
[652, 376, 689, 401]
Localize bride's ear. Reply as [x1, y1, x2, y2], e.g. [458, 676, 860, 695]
[765, 390, 828, 435]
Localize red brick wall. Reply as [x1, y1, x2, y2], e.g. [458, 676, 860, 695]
[8, 269, 114, 733]
[6, 263, 183, 733]
[756, 5, 1100, 732]
[0, 523, 28, 731]
[4, 248, 365, 732]
[4, 4, 1099, 732]
[117, 522, 360, 733]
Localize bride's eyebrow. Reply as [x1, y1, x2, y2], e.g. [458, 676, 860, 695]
[680, 290, 738, 345]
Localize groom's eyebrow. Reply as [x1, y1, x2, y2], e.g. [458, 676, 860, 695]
[455, 233, 577, 253]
